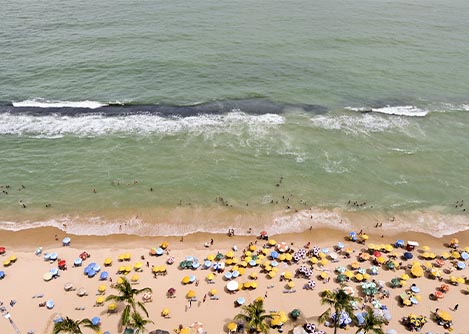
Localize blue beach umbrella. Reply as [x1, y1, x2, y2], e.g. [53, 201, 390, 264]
[62, 237, 71, 246]
[189, 275, 196, 283]
[395, 240, 405, 248]
[232, 270, 240, 278]
[50, 253, 58, 261]
[224, 272, 233, 280]
[322, 248, 329, 254]
[0, 271, 5, 279]
[237, 297, 245, 305]
[204, 260, 212, 268]
[91, 316, 101, 325]
[99, 271, 109, 280]
[46, 300, 55, 309]
[50, 268, 59, 277]
[349, 232, 357, 241]
[156, 247, 164, 256]
[270, 261, 279, 267]
[87, 270, 97, 278]
[44, 253, 51, 261]
[457, 261, 466, 269]
[249, 260, 257, 267]
[336, 242, 344, 250]
[403, 252, 413, 259]
[270, 251, 279, 259]
[461, 252, 469, 261]
[192, 262, 200, 269]
[74, 258, 82, 266]
[93, 264, 101, 272]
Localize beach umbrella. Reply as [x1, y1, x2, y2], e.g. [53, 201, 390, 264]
[236, 297, 246, 305]
[43, 272, 53, 281]
[206, 273, 215, 282]
[50, 253, 58, 261]
[410, 265, 423, 277]
[62, 237, 71, 246]
[431, 268, 442, 278]
[306, 280, 316, 289]
[336, 274, 347, 283]
[46, 300, 55, 309]
[270, 251, 279, 259]
[98, 284, 106, 293]
[186, 290, 196, 299]
[390, 278, 401, 288]
[348, 232, 357, 241]
[131, 274, 139, 282]
[441, 252, 450, 259]
[227, 322, 237, 332]
[457, 261, 466, 269]
[227, 280, 239, 291]
[451, 251, 460, 259]
[400, 273, 410, 280]
[369, 266, 379, 275]
[224, 272, 233, 280]
[167, 288, 176, 297]
[440, 283, 449, 292]
[167, 256, 175, 265]
[283, 271, 293, 280]
[182, 276, 191, 284]
[268, 239, 276, 246]
[96, 296, 105, 305]
[64, 282, 73, 291]
[434, 291, 444, 299]
[403, 252, 413, 260]
[461, 251, 469, 261]
[0, 247, 5, 254]
[438, 311, 452, 322]
[99, 271, 109, 280]
[232, 270, 240, 278]
[161, 308, 170, 317]
[268, 271, 276, 278]
[215, 252, 224, 261]
[277, 242, 289, 253]
[291, 309, 301, 319]
[91, 316, 101, 326]
[386, 261, 396, 270]
[287, 281, 295, 289]
[77, 288, 87, 297]
[359, 253, 370, 261]
[50, 268, 59, 277]
[335, 266, 346, 273]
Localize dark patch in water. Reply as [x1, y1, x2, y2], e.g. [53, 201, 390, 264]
[0, 99, 328, 117]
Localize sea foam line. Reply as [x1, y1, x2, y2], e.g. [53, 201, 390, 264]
[345, 105, 428, 117]
[12, 99, 108, 109]
[0, 111, 285, 137]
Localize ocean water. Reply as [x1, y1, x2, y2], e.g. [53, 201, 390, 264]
[1, 0, 468, 237]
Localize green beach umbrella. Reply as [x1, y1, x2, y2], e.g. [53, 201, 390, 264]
[336, 274, 347, 283]
[290, 309, 301, 319]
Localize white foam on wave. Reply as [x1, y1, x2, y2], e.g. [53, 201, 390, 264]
[310, 113, 410, 135]
[346, 105, 428, 117]
[12, 99, 107, 109]
[0, 111, 285, 138]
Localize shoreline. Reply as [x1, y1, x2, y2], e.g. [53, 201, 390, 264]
[1, 205, 469, 240]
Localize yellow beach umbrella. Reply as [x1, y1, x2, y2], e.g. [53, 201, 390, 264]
[310, 257, 318, 264]
[161, 308, 170, 317]
[424, 262, 433, 270]
[226, 251, 234, 258]
[104, 258, 112, 266]
[456, 276, 465, 284]
[285, 253, 293, 261]
[268, 271, 276, 278]
[96, 296, 105, 304]
[152, 266, 160, 273]
[244, 251, 252, 257]
[438, 311, 452, 322]
[400, 273, 410, 280]
[206, 254, 215, 261]
[268, 239, 276, 246]
[227, 322, 237, 332]
[250, 282, 257, 289]
[451, 251, 460, 259]
[182, 276, 191, 284]
[320, 272, 329, 279]
[287, 281, 295, 289]
[160, 241, 169, 249]
[376, 256, 386, 264]
[186, 290, 196, 299]
[134, 262, 143, 270]
[410, 265, 423, 277]
[225, 259, 233, 265]
[250, 272, 258, 279]
[319, 258, 329, 266]
[422, 245, 430, 252]
[232, 257, 239, 264]
[3, 260, 11, 266]
[239, 261, 248, 267]
[351, 262, 360, 269]
[238, 267, 246, 275]
[9, 255, 17, 262]
[441, 252, 450, 259]
[244, 256, 252, 263]
[131, 274, 139, 282]
[271, 318, 283, 327]
[243, 282, 251, 289]
[278, 254, 286, 261]
[383, 244, 394, 252]
[117, 277, 124, 284]
[367, 244, 377, 250]
[98, 284, 106, 293]
[361, 234, 369, 241]
[431, 268, 442, 277]
[363, 273, 371, 281]
[118, 265, 126, 273]
[180, 328, 190, 334]
[118, 254, 125, 261]
[123, 253, 131, 261]
[108, 303, 117, 312]
[355, 273, 364, 281]
[283, 271, 293, 280]
[207, 273, 215, 281]
[249, 245, 257, 251]
[318, 252, 326, 259]
[210, 288, 217, 296]
[125, 265, 132, 273]
[344, 270, 354, 278]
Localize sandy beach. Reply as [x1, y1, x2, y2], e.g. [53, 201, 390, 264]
[1, 227, 469, 334]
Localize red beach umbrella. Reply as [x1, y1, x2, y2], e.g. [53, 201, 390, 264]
[0, 247, 5, 254]
[434, 291, 444, 299]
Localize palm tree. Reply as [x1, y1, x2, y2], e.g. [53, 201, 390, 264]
[234, 298, 272, 334]
[52, 316, 100, 334]
[319, 288, 359, 334]
[356, 309, 385, 334]
[106, 276, 153, 329]
[127, 311, 155, 334]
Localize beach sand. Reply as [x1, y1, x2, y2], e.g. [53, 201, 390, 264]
[1, 227, 469, 334]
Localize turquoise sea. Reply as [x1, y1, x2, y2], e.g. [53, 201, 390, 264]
[1, 0, 468, 237]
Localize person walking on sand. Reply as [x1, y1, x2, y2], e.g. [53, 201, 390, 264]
[454, 304, 459, 311]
